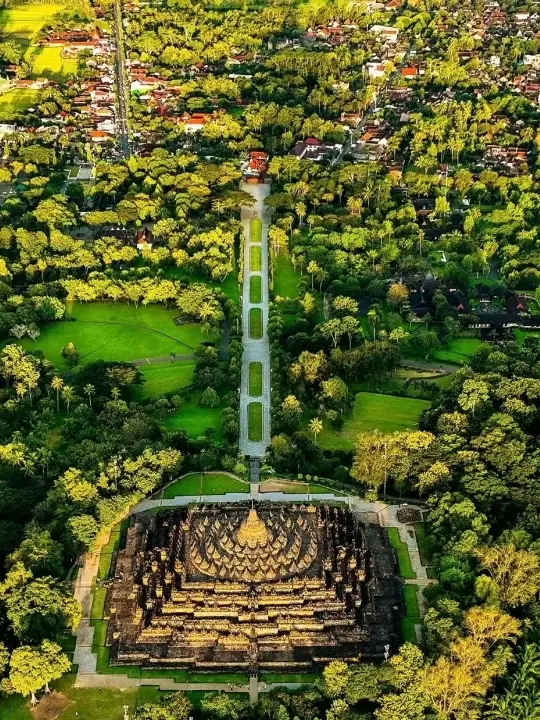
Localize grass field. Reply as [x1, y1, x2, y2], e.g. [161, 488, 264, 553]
[15, 302, 202, 369]
[250, 217, 262, 243]
[387, 527, 416, 580]
[134, 360, 195, 400]
[249, 361, 263, 396]
[163, 396, 222, 438]
[250, 245, 262, 271]
[260, 673, 319, 685]
[401, 584, 421, 643]
[0, 88, 38, 115]
[249, 307, 263, 339]
[162, 473, 247, 497]
[250, 275, 262, 303]
[273, 253, 299, 299]
[318, 393, 431, 451]
[248, 402, 263, 441]
[432, 337, 482, 365]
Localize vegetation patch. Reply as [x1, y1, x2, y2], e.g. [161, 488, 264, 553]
[250, 245, 262, 271]
[250, 275, 262, 303]
[260, 673, 319, 684]
[387, 528, 417, 580]
[163, 397, 222, 438]
[273, 253, 299, 299]
[249, 361, 263, 396]
[249, 307, 263, 339]
[248, 402, 263, 441]
[318, 393, 431, 450]
[134, 360, 196, 401]
[250, 217, 262, 243]
[401, 585, 421, 643]
[162, 473, 247, 497]
[432, 337, 483, 365]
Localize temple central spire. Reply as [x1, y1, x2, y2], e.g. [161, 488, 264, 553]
[236, 508, 269, 548]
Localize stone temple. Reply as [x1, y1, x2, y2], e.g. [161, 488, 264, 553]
[104, 503, 401, 672]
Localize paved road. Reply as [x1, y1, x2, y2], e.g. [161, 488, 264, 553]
[239, 183, 271, 459]
[113, 0, 130, 157]
[400, 359, 459, 375]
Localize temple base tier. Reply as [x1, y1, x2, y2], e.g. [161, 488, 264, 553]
[104, 503, 402, 671]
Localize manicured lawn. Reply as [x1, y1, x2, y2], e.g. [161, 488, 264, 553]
[25, 45, 79, 78]
[249, 307, 263, 338]
[250, 217, 262, 243]
[14, 302, 202, 369]
[273, 253, 299, 299]
[387, 527, 416, 580]
[248, 402, 263, 441]
[162, 472, 247, 498]
[134, 360, 195, 400]
[318, 393, 431, 451]
[163, 396, 222, 438]
[432, 337, 482, 365]
[250, 245, 262, 271]
[189, 673, 249, 683]
[401, 584, 421, 643]
[250, 275, 262, 303]
[249, 361, 263, 396]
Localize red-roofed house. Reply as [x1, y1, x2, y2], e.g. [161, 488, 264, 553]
[241, 150, 269, 178]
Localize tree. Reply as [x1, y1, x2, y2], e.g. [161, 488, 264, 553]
[367, 308, 380, 341]
[200, 387, 220, 407]
[282, 395, 302, 425]
[475, 544, 540, 608]
[9, 641, 70, 705]
[83, 384, 95, 409]
[351, 430, 389, 497]
[308, 417, 323, 444]
[323, 660, 349, 698]
[61, 386, 76, 415]
[307, 260, 320, 290]
[51, 376, 63, 414]
[387, 283, 409, 306]
[458, 379, 489, 416]
[61, 343, 79, 367]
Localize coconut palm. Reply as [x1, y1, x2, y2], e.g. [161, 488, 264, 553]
[83, 384, 95, 409]
[61, 385, 75, 415]
[309, 417, 323, 444]
[51, 376, 64, 414]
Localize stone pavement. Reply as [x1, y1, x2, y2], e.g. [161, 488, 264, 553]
[239, 182, 271, 459]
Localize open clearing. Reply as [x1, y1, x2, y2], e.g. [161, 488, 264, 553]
[164, 396, 222, 438]
[249, 361, 263, 396]
[0, 88, 38, 116]
[273, 253, 299, 299]
[432, 337, 482, 365]
[318, 392, 431, 450]
[248, 401, 263, 441]
[162, 472, 247, 497]
[14, 302, 202, 369]
[134, 360, 196, 400]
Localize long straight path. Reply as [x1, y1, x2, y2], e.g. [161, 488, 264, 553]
[239, 183, 271, 460]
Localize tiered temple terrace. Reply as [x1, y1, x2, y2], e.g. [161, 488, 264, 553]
[105, 503, 401, 672]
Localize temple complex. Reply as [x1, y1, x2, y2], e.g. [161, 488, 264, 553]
[104, 503, 401, 672]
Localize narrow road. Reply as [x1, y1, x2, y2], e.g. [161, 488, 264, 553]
[399, 359, 458, 375]
[113, 0, 130, 157]
[239, 183, 271, 462]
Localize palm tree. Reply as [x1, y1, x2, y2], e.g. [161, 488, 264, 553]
[83, 384, 95, 409]
[62, 385, 75, 415]
[51, 376, 64, 414]
[111, 387, 120, 400]
[309, 417, 323, 444]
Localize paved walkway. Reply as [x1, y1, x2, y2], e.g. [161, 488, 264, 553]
[399, 359, 458, 375]
[239, 183, 271, 459]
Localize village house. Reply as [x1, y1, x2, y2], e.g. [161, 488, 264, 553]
[369, 25, 399, 43]
[289, 137, 342, 162]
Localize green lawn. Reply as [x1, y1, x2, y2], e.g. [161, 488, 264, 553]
[387, 527, 416, 580]
[250, 217, 262, 243]
[432, 337, 482, 365]
[163, 396, 222, 438]
[248, 402, 263, 441]
[249, 307, 263, 339]
[162, 472, 247, 498]
[318, 393, 431, 451]
[134, 360, 195, 400]
[401, 584, 421, 643]
[273, 253, 299, 299]
[14, 302, 202, 369]
[25, 45, 79, 78]
[250, 245, 262, 271]
[250, 275, 262, 303]
[249, 361, 263, 396]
